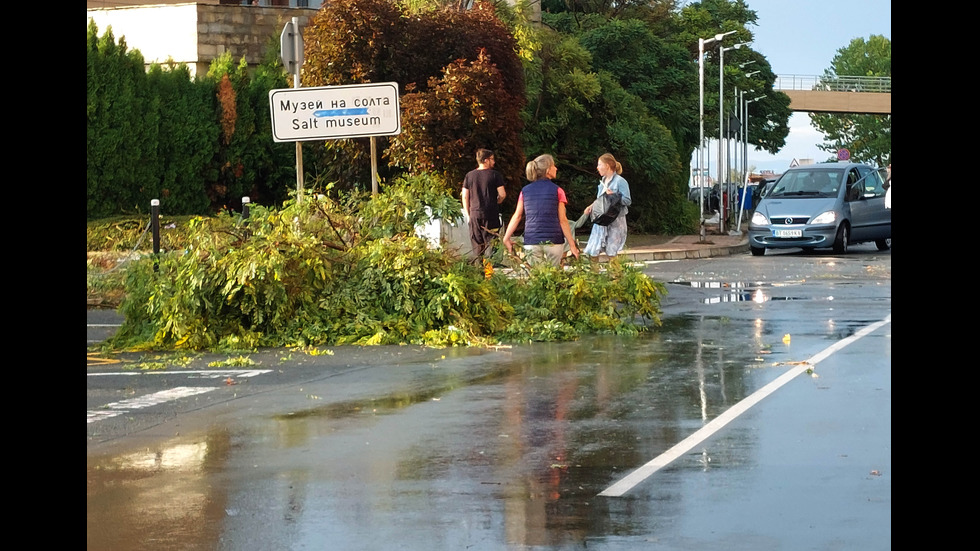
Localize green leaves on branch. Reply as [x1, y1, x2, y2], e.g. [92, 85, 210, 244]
[108, 176, 665, 352]
[491, 259, 665, 342]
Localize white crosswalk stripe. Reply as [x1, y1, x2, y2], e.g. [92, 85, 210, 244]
[87, 386, 218, 424]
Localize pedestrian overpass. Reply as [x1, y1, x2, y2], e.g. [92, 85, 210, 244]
[775, 75, 890, 114]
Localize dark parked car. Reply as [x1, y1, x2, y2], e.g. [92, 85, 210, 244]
[688, 185, 711, 203]
[688, 185, 720, 213]
[747, 162, 890, 255]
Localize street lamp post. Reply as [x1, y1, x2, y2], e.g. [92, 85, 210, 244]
[736, 62, 758, 190]
[739, 70, 761, 183]
[698, 30, 735, 240]
[718, 42, 747, 233]
[732, 71, 761, 186]
[734, 94, 765, 233]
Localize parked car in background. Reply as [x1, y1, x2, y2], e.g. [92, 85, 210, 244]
[756, 177, 778, 201]
[688, 185, 720, 213]
[747, 162, 891, 256]
[688, 185, 711, 204]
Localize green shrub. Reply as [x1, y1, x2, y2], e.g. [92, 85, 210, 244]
[99, 176, 665, 351]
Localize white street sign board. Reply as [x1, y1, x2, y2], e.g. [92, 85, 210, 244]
[269, 82, 401, 143]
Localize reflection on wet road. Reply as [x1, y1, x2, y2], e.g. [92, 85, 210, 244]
[599, 314, 889, 498]
[88, 254, 890, 550]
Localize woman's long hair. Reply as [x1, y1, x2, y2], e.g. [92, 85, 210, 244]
[599, 153, 623, 175]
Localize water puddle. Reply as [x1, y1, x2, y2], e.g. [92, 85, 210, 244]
[669, 281, 812, 304]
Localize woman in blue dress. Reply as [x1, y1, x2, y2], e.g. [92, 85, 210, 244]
[583, 153, 632, 257]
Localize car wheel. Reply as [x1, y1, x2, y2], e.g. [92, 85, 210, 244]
[750, 246, 765, 256]
[832, 224, 849, 254]
[875, 238, 890, 251]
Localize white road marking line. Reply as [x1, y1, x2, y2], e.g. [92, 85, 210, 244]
[87, 410, 122, 423]
[87, 386, 218, 424]
[88, 370, 272, 378]
[598, 314, 891, 498]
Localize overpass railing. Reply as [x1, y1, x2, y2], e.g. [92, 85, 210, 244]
[774, 74, 891, 93]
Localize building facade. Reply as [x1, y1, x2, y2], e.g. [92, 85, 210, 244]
[87, 2, 322, 77]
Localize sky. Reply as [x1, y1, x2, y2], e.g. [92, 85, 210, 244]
[704, 0, 892, 175]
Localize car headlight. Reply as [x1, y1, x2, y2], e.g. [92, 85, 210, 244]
[750, 211, 769, 226]
[810, 211, 837, 225]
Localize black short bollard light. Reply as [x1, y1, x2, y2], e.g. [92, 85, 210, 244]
[241, 196, 251, 240]
[151, 199, 160, 272]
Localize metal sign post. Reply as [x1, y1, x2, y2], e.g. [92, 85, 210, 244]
[281, 17, 304, 203]
[370, 136, 378, 197]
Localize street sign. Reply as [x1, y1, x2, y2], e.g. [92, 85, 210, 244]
[837, 148, 850, 161]
[280, 20, 303, 76]
[268, 82, 401, 142]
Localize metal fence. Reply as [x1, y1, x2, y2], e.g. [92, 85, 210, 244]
[774, 74, 891, 93]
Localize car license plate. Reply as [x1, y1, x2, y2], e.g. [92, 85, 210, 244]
[773, 229, 802, 237]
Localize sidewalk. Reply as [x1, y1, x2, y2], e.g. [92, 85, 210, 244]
[614, 232, 749, 262]
[585, 223, 750, 262]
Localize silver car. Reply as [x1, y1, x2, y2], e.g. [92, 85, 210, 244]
[748, 162, 890, 256]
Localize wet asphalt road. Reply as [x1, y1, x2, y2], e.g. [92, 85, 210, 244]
[87, 244, 890, 550]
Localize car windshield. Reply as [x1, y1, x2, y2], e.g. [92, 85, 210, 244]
[767, 169, 843, 198]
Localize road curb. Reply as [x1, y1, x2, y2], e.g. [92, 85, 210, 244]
[598, 238, 750, 262]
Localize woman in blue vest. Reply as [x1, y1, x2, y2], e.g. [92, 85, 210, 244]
[502, 154, 580, 266]
[583, 153, 632, 257]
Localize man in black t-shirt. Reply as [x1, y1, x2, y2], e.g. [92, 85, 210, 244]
[461, 149, 507, 263]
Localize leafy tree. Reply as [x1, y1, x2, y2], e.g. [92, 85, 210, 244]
[242, 39, 296, 208]
[387, 50, 526, 212]
[206, 54, 258, 211]
[146, 61, 217, 215]
[518, 25, 601, 221]
[300, 0, 526, 194]
[574, 17, 697, 170]
[519, 24, 692, 233]
[87, 20, 161, 218]
[529, 1, 792, 231]
[674, 0, 791, 157]
[727, 53, 791, 156]
[520, 27, 601, 175]
[204, 48, 298, 212]
[300, 0, 432, 191]
[809, 35, 891, 167]
[89, 20, 296, 219]
[583, 72, 692, 233]
[540, 0, 676, 19]
[303, 0, 406, 87]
